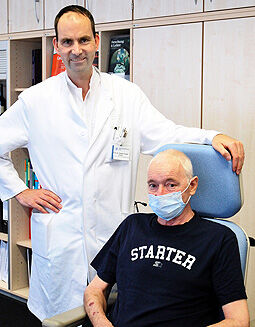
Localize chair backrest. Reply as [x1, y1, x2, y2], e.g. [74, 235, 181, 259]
[155, 144, 249, 282]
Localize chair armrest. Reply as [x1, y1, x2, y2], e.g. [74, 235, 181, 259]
[42, 305, 86, 327]
[42, 288, 117, 327]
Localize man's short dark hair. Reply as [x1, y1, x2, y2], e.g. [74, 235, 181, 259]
[54, 5, 96, 40]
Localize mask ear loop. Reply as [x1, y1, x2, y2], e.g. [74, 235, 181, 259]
[181, 179, 192, 195]
[181, 177, 195, 204]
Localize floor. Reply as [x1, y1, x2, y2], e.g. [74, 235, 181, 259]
[0, 293, 41, 327]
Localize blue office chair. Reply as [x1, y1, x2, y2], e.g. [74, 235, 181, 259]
[42, 143, 250, 327]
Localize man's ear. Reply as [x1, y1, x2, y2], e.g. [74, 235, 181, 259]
[189, 176, 198, 196]
[53, 37, 60, 54]
[95, 33, 100, 51]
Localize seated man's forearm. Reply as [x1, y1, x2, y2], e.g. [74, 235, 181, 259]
[84, 277, 114, 327]
[208, 319, 249, 327]
[208, 300, 250, 327]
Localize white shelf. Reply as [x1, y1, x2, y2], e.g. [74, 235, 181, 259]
[0, 232, 8, 242]
[12, 286, 29, 299]
[14, 88, 27, 92]
[16, 239, 32, 249]
[0, 280, 8, 291]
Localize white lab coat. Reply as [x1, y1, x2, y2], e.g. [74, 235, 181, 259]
[0, 70, 218, 320]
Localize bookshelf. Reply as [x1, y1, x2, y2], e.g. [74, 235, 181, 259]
[9, 37, 42, 105]
[98, 27, 132, 77]
[0, 2, 254, 322]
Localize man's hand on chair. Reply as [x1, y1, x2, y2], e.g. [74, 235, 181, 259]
[212, 134, 244, 175]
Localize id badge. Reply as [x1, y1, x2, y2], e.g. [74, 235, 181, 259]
[112, 144, 130, 161]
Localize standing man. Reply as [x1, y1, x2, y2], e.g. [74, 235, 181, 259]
[0, 5, 244, 322]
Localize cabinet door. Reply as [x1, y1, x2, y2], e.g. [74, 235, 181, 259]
[45, 0, 84, 30]
[203, 17, 255, 317]
[0, 0, 8, 34]
[205, 0, 255, 11]
[134, 0, 203, 20]
[86, 0, 132, 24]
[133, 23, 202, 211]
[9, 0, 43, 33]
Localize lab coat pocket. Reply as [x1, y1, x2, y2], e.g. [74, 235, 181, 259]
[31, 212, 54, 258]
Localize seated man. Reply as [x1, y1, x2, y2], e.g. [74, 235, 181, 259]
[84, 149, 249, 327]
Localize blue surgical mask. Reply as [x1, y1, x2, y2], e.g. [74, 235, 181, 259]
[148, 181, 191, 221]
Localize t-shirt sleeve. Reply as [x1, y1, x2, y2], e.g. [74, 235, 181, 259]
[212, 229, 247, 306]
[91, 221, 125, 285]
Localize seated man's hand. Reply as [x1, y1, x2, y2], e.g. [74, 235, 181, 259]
[212, 134, 244, 175]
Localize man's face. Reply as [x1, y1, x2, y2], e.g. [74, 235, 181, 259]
[53, 12, 99, 79]
[147, 157, 191, 204]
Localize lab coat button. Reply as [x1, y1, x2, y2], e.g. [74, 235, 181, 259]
[80, 131, 86, 137]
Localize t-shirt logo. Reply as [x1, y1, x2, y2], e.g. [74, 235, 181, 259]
[131, 244, 196, 270]
[153, 261, 163, 268]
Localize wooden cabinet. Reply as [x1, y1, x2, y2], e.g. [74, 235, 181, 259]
[8, 150, 31, 298]
[9, 38, 42, 103]
[203, 17, 255, 317]
[133, 23, 202, 210]
[203, 18, 255, 221]
[9, 0, 44, 33]
[204, 0, 255, 11]
[0, 0, 8, 34]
[2, 36, 43, 299]
[134, 0, 203, 20]
[87, 0, 132, 24]
[133, 23, 202, 127]
[0, 32, 56, 300]
[44, 0, 84, 30]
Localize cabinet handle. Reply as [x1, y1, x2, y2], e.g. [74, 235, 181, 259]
[85, 0, 89, 10]
[194, 0, 198, 4]
[34, 0, 40, 24]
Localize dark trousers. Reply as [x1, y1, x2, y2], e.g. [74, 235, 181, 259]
[0, 294, 41, 327]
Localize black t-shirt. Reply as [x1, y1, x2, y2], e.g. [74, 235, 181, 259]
[91, 212, 247, 327]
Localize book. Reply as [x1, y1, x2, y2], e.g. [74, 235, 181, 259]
[2, 200, 8, 234]
[24, 158, 41, 189]
[32, 49, 42, 85]
[26, 248, 32, 284]
[0, 200, 3, 233]
[51, 48, 66, 76]
[108, 35, 130, 80]
[0, 83, 6, 115]
[24, 159, 40, 240]
[0, 240, 8, 283]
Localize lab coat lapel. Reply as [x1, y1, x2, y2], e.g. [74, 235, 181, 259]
[89, 87, 114, 151]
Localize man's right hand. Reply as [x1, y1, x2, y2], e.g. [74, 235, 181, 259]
[15, 189, 62, 214]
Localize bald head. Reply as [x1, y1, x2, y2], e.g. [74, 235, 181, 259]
[147, 149, 198, 223]
[148, 149, 193, 182]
